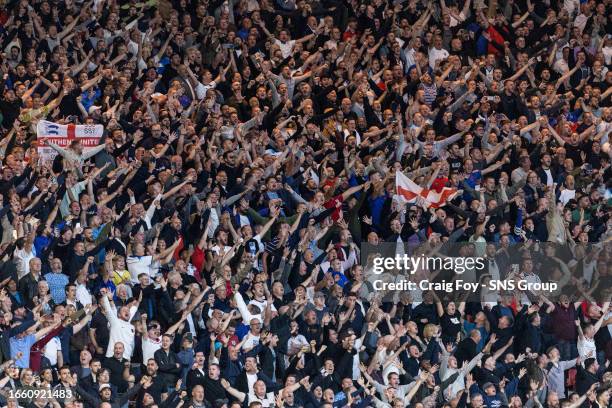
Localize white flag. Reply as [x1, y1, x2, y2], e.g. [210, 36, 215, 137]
[36, 120, 103, 161]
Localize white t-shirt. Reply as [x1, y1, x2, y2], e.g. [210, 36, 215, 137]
[142, 336, 162, 364]
[577, 336, 596, 362]
[248, 393, 274, 408]
[544, 168, 554, 186]
[274, 39, 296, 58]
[343, 128, 362, 146]
[195, 81, 217, 100]
[248, 298, 276, 314]
[559, 189, 576, 205]
[553, 59, 570, 75]
[246, 372, 258, 394]
[603, 46, 612, 65]
[102, 296, 137, 359]
[127, 255, 154, 282]
[76, 283, 93, 306]
[449, 11, 466, 27]
[241, 333, 260, 351]
[429, 47, 449, 69]
[210, 245, 231, 256]
[563, 0, 580, 15]
[574, 13, 589, 33]
[14, 248, 36, 279]
[44, 337, 62, 367]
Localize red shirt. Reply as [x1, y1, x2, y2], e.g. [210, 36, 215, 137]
[431, 177, 449, 193]
[191, 246, 205, 283]
[486, 26, 506, 56]
[324, 194, 345, 221]
[342, 30, 356, 42]
[173, 236, 184, 260]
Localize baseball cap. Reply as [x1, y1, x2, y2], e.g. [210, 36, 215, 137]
[99, 384, 112, 393]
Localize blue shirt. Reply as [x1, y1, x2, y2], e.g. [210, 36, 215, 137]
[368, 195, 387, 227]
[466, 170, 482, 187]
[10, 334, 36, 368]
[44, 272, 69, 304]
[329, 270, 348, 288]
[463, 321, 488, 352]
[80, 88, 101, 112]
[93, 224, 106, 264]
[34, 236, 51, 257]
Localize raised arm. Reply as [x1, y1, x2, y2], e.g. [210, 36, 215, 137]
[555, 62, 581, 89]
[592, 302, 611, 333]
[58, 16, 80, 41]
[512, 11, 530, 28]
[505, 58, 535, 83]
[546, 122, 567, 146]
[161, 175, 194, 200]
[256, 209, 280, 239]
[492, 337, 514, 361]
[80, 74, 103, 92]
[34, 321, 61, 342]
[340, 182, 366, 201]
[100, 291, 118, 325]
[220, 379, 246, 402]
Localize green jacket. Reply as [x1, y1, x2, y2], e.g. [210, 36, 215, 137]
[246, 208, 298, 241]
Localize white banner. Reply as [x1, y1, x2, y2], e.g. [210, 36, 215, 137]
[36, 120, 104, 161]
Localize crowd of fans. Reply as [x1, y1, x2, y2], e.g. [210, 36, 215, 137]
[0, 0, 611, 407]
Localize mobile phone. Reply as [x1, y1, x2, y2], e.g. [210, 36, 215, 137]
[75, 222, 81, 230]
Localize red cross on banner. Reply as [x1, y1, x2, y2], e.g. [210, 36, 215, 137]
[66, 124, 76, 141]
[395, 171, 458, 209]
[36, 120, 104, 163]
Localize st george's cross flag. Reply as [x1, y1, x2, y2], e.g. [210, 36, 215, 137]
[395, 171, 458, 208]
[36, 120, 103, 161]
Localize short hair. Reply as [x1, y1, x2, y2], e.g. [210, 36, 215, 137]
[546, 346, 558, 355]
[387, 372, 399, 380]
[584, 358, 596, 370]
[423, 324, 437, 338]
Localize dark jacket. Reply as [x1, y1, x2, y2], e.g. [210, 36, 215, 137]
[186, 367, 206, 389]
[154, 348, 181, 385]
[257, 344, 286, 382]
[576, 367, 599, 395]
[18, 273, 40, 307]
[74, 382, 143, 408]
